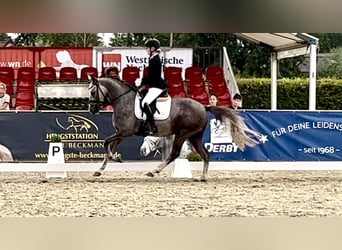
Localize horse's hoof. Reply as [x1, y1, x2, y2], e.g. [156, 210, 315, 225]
[194, 178, 207, 182]
[112, 157, 123, 163]
[146, 172, 154, 177]
[112, 153, 123, 163]
[93, 171, 102, 177]
[200, 175, 208, 182]
[116, 158, 123, 163]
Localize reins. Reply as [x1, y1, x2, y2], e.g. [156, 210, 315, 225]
[91, 79, 136, 106]
[111, 83, 137, 102]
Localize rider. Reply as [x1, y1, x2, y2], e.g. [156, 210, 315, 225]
[140, 38, 168, 135]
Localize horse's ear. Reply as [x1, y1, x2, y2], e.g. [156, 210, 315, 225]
[88, 74, 97, 82]
[88, 75, 98, 89]
[88, 74, 99, 87]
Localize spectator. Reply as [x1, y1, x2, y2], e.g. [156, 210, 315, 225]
[208, 92, 219, 106]
[105, 66, 121, 80]
[0, 82, 10, 110]
[231, 93, 242, 110]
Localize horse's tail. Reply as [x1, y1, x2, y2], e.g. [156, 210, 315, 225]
[205, 106, 262, 151]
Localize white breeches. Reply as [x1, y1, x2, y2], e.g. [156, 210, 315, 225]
[142, 87, 164, 106]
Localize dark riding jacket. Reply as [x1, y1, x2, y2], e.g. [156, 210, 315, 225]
[141, 53, 168, 89]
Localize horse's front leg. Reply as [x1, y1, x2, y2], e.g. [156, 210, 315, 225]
[146, 161, 168, 177]
[93, 134, 123, 177]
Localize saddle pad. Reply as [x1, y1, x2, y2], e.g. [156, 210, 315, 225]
[134, 94, 172, 120]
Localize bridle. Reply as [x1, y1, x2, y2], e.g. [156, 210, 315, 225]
[89, 78, 111, 108]
[89, 78, 135, 108]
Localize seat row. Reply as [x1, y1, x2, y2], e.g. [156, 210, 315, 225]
[0, 66, 101, 110]
[165, 66, 232, 107]
[120, 65, 233, 107]
[1, 65, 232, 110]
[0, 66, 102, 91]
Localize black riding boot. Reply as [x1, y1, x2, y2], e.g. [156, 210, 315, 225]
[143, 103, 157, 135]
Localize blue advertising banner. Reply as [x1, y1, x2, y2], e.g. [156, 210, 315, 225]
[0, 111, 160, 162]
[1, 110, 341, 162]
[203, 111, 342, 161]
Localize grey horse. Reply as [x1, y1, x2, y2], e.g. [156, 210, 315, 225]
[0, 144, 13, 162]
[88, 76, 261, 181]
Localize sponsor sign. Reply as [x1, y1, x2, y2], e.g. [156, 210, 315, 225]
[0, 47, 192, 79]
[0, 47, 93, 78]
[102, 48, 193, 78]
[1, 111, 341, 162]
[203, 111, 342, 161]
[0, 112, 158, 162]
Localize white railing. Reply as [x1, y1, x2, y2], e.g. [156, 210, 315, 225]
[223, 46, 240, 97]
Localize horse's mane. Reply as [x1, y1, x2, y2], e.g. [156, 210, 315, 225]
[99, 77, 138, 92]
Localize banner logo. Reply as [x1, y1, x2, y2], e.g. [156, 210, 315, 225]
[56, 114, 98, 133]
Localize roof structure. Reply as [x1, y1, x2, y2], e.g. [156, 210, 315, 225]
[0, 36, 16, 47]
[232, 33, 319, 110]
[233, 33, 318, 52]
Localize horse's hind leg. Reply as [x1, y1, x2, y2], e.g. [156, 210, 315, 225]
[146, 135, 186, 177]
[93, 134, 123, 177]
[188, 131, 210, 181]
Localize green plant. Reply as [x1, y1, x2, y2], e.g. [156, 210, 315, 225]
[50, 135, 62, 142]
[186, 152, 202, 161]
[238, 77, 342, 110]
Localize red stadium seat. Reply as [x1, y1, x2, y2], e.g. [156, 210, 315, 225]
[80, 67, 98, 81]
[208, 77, 228, 93]
[190, 89, 209, 105]
[205, 66, 224, 81]
[17, 67, 35, 94]
[215, 88, 232, 107]
[17, 67, 35, 81]
[38, 67, 57, 82]
[206, 66, 232, 106]
[164, 67, 182, 81]
[185, 66, 203, 81]
[143, 67, 149, 78]
[0, 67, 15, 95]
[122, 66, 140, 84]
[15, 105, 34, 110]
[167, 78, 185, 90]
[167, 77, 187, 98]
[186, 71, 209, 105]
[169, 88, 187, 98]
[15, 91, 35, 109]
[59, 67, 78, 81]
[0, 67, 14, 79]
[187, 77, 207, 95]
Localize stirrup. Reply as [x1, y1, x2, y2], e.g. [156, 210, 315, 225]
[145, 122, 157, 135]
[147, 126, 158, 135]
[150, 126, 157, 135]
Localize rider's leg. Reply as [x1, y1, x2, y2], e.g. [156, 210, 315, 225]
[141, 88, 163, 135]
[143, 103, 157, 135]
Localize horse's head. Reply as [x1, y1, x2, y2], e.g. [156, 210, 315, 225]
[88, 75, 110, 114]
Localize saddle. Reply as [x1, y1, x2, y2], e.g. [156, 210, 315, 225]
[134, 89, 172, 121]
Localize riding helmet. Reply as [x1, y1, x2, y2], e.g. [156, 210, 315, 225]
[144, 38, 160, 49]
